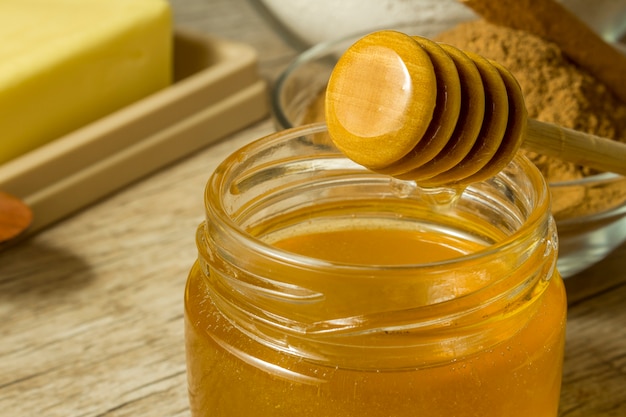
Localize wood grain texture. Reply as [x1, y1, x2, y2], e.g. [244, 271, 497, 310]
[525, 118, 626, 177]
[0, 0, 624, 416]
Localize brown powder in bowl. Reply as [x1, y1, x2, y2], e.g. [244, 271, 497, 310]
[435, 19, 626, 180]
[434, 19, 626, 218]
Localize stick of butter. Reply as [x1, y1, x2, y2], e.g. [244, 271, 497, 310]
[0, 0, 172, 165]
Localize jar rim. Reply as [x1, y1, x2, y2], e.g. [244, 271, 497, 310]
[205, 122, 553, 273]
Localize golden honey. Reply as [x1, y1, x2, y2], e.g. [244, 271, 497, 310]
[185, 124, 566, 417]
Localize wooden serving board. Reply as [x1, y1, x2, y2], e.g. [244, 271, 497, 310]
[0, 29, 268, 235]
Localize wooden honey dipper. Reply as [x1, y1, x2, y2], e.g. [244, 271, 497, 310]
[325, 30, 626, 187]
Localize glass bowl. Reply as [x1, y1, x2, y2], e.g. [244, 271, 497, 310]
[270, 30, 626, 278]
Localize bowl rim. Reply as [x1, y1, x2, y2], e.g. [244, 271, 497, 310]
[549, 171, 625, 187]
[271, 36, 344, 129]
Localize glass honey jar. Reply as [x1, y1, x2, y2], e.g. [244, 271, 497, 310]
[185, 123, 567, 417]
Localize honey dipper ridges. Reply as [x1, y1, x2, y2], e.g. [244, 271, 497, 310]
[325, 30, 525, 186]
[325, 30, 626, 186]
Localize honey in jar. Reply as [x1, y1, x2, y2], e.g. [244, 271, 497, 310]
[185, 124, 566, 417]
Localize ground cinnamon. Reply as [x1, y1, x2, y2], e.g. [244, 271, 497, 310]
[434, 20, 626, 217]
[460, 0, 626, 104]
[435, 20, 626, 174]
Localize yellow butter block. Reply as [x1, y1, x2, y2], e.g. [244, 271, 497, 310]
[0, 0, 172, 165]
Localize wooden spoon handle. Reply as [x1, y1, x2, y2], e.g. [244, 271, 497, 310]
[524, 118, 626, 176]
[461, 0, 626, 103]
[0, 191, 32, 243]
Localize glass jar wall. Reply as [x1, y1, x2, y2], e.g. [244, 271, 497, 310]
[185, 123, 567, 417]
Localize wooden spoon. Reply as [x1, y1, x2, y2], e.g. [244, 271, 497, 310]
[461, 0, 626, 104]
[0, 191, 33, 243]
[325, 30, 626, 187]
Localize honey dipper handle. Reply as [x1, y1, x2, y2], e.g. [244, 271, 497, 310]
[524, 118, 626, 176]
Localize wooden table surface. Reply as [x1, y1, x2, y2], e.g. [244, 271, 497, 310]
[1, 1, 624, 416]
